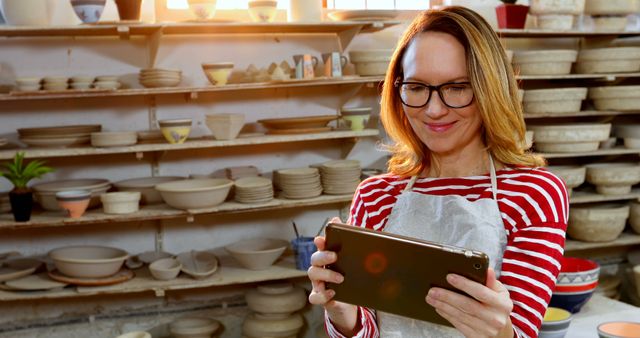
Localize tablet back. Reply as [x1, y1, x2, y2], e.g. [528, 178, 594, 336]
[325, 223, 489, 326]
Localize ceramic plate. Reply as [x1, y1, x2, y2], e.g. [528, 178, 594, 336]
[0, 258, 42, 282]
[258, 115, 336, 130]
[266, 127, 332, 135]
[0, 138, 7, 147]
[177, 251, 219, 279]
[327, 10, 399, 22]
[48, 268, 134, 286]
[20, 136, 91, 148]
[17, 124, 101, 137]
[4, 273, 68, 291]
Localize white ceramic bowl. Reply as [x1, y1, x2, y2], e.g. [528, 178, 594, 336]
[205, 113, 245, 140]
[225, 238, 288, 270]
[114, 176, 184, 205]
[91, 131, 137, 147]
[149, 257, 181, 280]
[585, 162, 640, 195]
[576, 47, 640, 74]
[169, 317, 221, 338]
[100, 192, 141, 214]
[585, 0, 639, 15]
[155, 178, 233, 210]
[115, 332, 151, 338]
[546, 165, 586, 192]
[248, 0, 277, 23]
[589, 86, 640, 111]
[523, 88, 587, 114]
[512, 50, 578, 76]
[177, 251, 218, 279]
[245, 283, 307, 314]
[568, 204, 630, 242]
[528, 123, 611, 153]
[535, 14, 575, 30]
[530, 0, 585, 15]
[49, 245, 128, 278]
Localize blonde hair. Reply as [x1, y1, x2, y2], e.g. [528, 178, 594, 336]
[380, 6, 545, 177]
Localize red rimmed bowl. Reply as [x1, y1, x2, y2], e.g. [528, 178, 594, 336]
[556, 257, 600, 285]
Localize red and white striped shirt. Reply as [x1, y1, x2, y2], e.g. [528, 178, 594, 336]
[325, 167, 569, 338]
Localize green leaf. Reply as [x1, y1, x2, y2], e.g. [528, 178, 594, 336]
[0, 152, 54, 189]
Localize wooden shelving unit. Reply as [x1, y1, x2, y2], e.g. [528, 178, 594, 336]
[540, 147, 640, 159]
[0, 255, 306, 301]
[0, 194, 354, 231]
[497, 29, 640, 38]
[0, 129, 379, 160]
[565, 232, 640, 252]
[525, 110, 640, 119]
[570, 189, 640, 204]
[518, 72, 640, 81]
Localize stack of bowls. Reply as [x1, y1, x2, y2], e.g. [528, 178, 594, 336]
[243, 283, 306, 338]
[539, 307, 573, 338]
[569, 203, 629, 242]
[33, 178, 111, 211]
[234, 177, 274, 204]
[48, 245, 129, 279]
[318, 160, 361, 195]
[585, 0, 639, 31]
[586, 162, 640, 195]
[205, 113, 245, 140]
[18, 124, 102, 148]
[69, 76, 95, 90]
[528, 123, 611, 153]
[114, 176, 183, 205]
[276, 167, 323, 199]
[348, 49, 393, 76]
[139, 68, 181, 88]
[15, 77, 41, 92]
[0, 192, 11, 213]
[93, 76, 121, 90]
[512, 50, 578, 76]
[551, 257, 600, 313]
[42, 76, 69, 91]
[529, 0, 585, 30]
[169, 317, 221, 338]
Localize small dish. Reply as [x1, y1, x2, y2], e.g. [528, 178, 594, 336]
[149, 257, 181, 280]
[597, 321, 640, 338]
[0, 258, 42, 282]
[177, 250, 219, 279]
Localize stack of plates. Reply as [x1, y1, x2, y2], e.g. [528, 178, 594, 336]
[258, 115, 337, 135]
[226, 166, 260, 180]
[276, 167, 323, 199]
[17, 124, 102, 148]
[319, 160, 361, 195]
[234, 177, 274, 204]
[139, 68, 182, 88]
[0, 193, 11, 213]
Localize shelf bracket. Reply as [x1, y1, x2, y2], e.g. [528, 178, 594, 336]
[186, 214, 195, 223]
[153, 288, 165, 297]
[187, 91, 199, 101]
[155, 220, 165, 252]
[337, 26, 363, 53]
[135, 152, 144, 160]
[117, 25, 131, 40]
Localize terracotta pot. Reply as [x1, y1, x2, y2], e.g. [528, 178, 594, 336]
[114, 0, 142, 21]
[9, 190, 33, 222]
[245, 283, 307, 314]
[495, 4, 529, 29]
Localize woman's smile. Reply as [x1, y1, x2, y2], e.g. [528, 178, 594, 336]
[425, 120, 458, 133]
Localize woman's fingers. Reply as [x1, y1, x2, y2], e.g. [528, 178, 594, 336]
[314, 235, 326, 251]
[310, 247, 337, 266]
[308, 265, 344, 285]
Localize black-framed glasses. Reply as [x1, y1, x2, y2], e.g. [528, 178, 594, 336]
[394, 78, 475, 108]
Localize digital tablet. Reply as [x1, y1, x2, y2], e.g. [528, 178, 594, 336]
[325, 222, 489, 326]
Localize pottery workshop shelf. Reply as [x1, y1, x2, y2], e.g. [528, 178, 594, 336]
[0, 194, 354, 231]
[0, 255, 306, 302]
[570, 188, 640, 204]
[0, 129, 379, 160]
[0, 76, 384, 102]
[524, 110, 640, 119]
[541, 147, 640, 159]
[0, 21, 400, 39]
[565, 232, 640, 252]
[497, 29, 640, 38]
[517, 72, 640, 81]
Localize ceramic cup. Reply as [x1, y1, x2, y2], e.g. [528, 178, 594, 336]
[70, 0, 107, 24]
[291, 236, 316, 270]
[115, 0, 142, 21]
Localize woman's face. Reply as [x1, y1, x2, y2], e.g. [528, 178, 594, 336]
[400, 31, 483, 157]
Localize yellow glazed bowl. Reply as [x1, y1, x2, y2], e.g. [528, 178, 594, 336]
[158, 119, 192, 144]
[342, 115, 369, 131]
[202, 63, 234, 86]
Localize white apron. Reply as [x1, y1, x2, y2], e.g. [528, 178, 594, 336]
[378, 155, 508, 337]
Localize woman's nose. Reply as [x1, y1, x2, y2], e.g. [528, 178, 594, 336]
[424, 91, 448, 119]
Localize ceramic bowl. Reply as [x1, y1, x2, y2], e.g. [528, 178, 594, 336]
[589, 86, 640, 111]
[70, 0, 106, 24]
[340, 107, 371, 131]
[550, 288, 595, 314]
[225, 238, 288, 270]
[535, 14, 575, 30]
[56, 190, 91, 219]
[586, 0, 638, 15]
[149, 257, 181, 280]
[187, 0, 217, 20]
[530, 0, 585, 15]
[100, 191, 141, 214]
[512, 50, 578, 75]
[114, 176, 184, 205]
[248, 0, 277, 23]
[158, 119, 192, 144]
[556, 257, 600, 286]
[528, 123, 611, 153]
[177, 251, 218, 279]
[597, 321, 640, 338]
[16, 77, 41, 86]
[523, 88, 587, 114]
[539, 307, 572, 338]
[115, 332, 151, 338]
[546, 165, 586, 193]
[202, 63, 234, 86]
[585, 162, 640, 195]
[169, 317, 221, 338]
[592, 15, 628, 32]
[568, 204, 629, 242]
[242, 313, 304, 338]
[246, 283, 307, 314]
[349, 49, 393, 76]
[49, 245, 128, 278]
[576, 47, 640, 73]
[91, 131, 137, 147]
[33, 178, 111, 211]
[93, 81, 121, 90]
[137, 250, 173, 264]
[155, 178, 233, 210]
[205, 113, 245, 140]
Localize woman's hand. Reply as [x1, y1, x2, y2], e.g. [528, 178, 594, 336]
[426, 268, 514, 338]
[307, 218, 359, 335]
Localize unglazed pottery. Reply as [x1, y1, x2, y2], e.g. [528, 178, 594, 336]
[114, 176, 183, 204]
[546, 165, 586, 195]
[245, 283, 307, 314]
[523, 88, 587, 114]
[155, 178, 233, 210]
[529, 0, 585, 14]
[49, 245, 128, 278]
[585, 0, 639, 15]
[589, 86, 640, 111]
[586, 162, 640, 195]
[242, 312, 304, 338]
[528, 123, 611, 153]
[512, 50, 577, 75]
[568, 204, 629, 242]
[225, 238, 288, 270]
[205, 113, 245, 140]
[534, 14, 574, 30]
[177, 251, 218, 279]
[100, 191, 141, 214]
[169, 317, 221, 338]
[149, 257, 181, 280]
[576, 47, 640, 73]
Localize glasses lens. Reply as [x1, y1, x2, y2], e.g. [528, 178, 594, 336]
[440, 83, 474, 108]
[399, 83, 429, 107]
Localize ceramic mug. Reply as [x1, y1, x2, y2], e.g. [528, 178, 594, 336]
[322, 52, 348, 77]
[291, 236, 316, 270]
[292, 54, 318, 79]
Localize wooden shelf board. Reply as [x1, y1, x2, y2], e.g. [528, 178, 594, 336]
[0, 21, 400, 38]
[565, 232, 640, 251]
[0, 194, 354, 230]
[525, 110, 640, 118]
[0, 76, 384, 101]
[0, 255, 306, 301]
[497, 29, 640, 38]
[0, 129, 379, 160]
[517, 72, 640, 81]
[570, 189, 640, 204]
[540, 147, 640, 159]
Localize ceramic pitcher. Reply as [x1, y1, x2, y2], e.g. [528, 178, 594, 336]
[292, 54, 318, 79]
[322, 52, 348, 77]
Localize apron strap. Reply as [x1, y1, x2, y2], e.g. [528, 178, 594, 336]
[404, 176, 419, 192]
[488, 153, 499, 201]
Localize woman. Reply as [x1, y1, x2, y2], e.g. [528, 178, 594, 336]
[308, 6, 568, 338]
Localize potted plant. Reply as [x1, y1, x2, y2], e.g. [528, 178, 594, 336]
[496, 0, 529, 29]
[0, 152, 54, 222]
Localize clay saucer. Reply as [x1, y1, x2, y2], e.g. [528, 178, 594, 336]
[0, 258, 42, 282]
[4, 273, 68, 291]
[48, 268, 134, 286]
